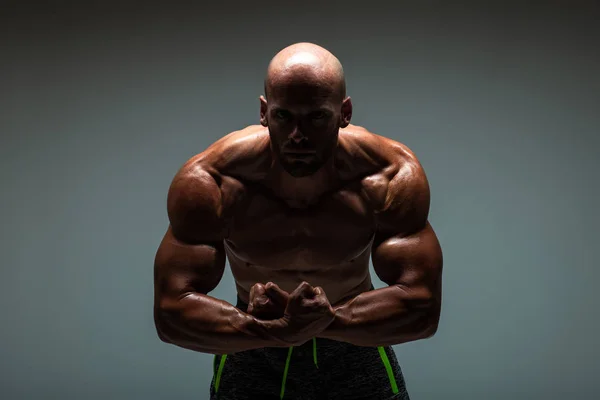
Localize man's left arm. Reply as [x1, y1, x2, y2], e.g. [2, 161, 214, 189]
[317, 159, 443, 347]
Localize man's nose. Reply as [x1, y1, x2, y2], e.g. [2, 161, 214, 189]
[288, 127, 307, 144]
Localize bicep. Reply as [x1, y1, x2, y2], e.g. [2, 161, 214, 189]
[153, 227, 226, 341]
[154, 227, 226, 301]
[371, 222, 443, 294]
[154, 165, 227, 304]
[370, 156, 442, 300]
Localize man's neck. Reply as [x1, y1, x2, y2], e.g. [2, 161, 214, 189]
[268, 157, 339, 208]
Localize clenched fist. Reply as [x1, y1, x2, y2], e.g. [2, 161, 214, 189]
[280, 281, 336, 345]
[247, 282, 290, 320]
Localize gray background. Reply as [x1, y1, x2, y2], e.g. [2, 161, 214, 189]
[2, 1, 599, 399]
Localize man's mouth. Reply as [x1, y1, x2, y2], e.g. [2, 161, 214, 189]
[283, 149, 316, 155]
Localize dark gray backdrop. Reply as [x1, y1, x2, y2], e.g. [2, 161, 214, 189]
[2, 1, 599, 399]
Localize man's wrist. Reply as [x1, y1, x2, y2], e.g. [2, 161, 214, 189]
[317, 304, 353, 339]
[254, 315, 297, 347]
[228, 310, 287, 347]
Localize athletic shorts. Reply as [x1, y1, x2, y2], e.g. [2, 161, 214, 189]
[209, 296, 410, 400]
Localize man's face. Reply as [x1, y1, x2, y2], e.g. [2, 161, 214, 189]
[260, 82, 351, 177]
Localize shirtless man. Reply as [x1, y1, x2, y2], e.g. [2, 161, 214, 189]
[153, 42, 443, 400]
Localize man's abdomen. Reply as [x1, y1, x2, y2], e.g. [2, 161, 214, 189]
[228, 250, 374, 307]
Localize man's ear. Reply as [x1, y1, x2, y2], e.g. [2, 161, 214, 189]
[340, 97, 352, 128]
[259, 95, 268, 127]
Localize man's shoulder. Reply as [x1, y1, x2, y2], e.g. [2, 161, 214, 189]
[167, 126, 268, 232]
[339, 125, 428, 217]
[179, 125, 271, 180]
[339, 124, 423, 180]
[170, 124, 269, 200]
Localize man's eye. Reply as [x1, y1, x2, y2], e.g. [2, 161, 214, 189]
[275, 111, 289, 120]
[312, 112, 325, 119]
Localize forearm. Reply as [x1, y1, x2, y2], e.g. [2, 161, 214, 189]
[156, 292, 289, 354]
[317, 285, 439, 347]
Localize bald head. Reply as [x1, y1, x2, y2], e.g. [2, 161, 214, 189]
[264, 42, 346, 100]
[259, 43, 353, 178]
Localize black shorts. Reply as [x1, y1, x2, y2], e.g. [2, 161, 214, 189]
[209, 297, 410, 400]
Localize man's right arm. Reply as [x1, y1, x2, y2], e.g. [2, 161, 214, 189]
[153, 164, 289, 355]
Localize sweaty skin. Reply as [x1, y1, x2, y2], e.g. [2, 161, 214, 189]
[153, 43, 443, 354]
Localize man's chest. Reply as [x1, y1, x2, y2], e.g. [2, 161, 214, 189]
[223, 184, 377, 268]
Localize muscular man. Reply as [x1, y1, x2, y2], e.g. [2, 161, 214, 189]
[153, 42, 443, 400]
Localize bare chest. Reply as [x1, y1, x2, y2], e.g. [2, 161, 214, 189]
[224, 185, 376, 270]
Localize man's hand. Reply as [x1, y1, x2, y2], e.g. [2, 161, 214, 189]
[247, 282, 290, 320]
[249, 281, 335, 346]
[279, 281, 336, 346]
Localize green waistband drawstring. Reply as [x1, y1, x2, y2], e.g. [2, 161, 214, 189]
[312, 337, 318, 368]
[280, 338, 319, 399]
[280, 346, 294, 399]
